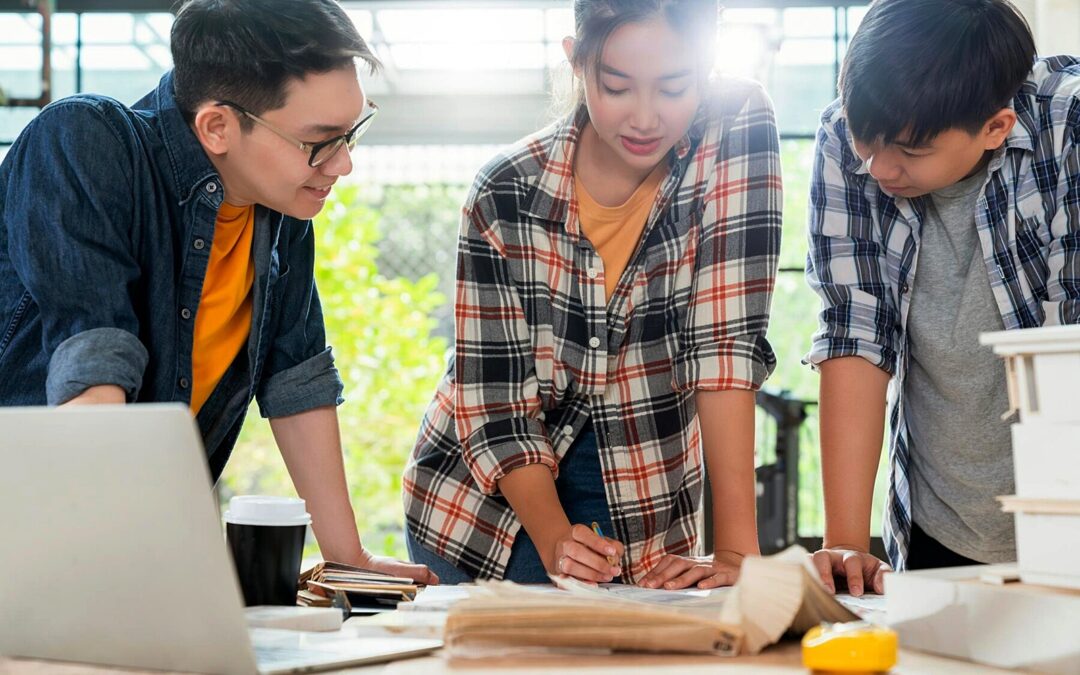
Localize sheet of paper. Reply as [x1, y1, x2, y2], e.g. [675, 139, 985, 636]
[553, 576, 731, 610]
[400, 584, 473, 612]
[347, 610, 447, 638]
[405, 578, 732, 615]
[835, 592, 888, 623]
[599, 582, 730, 606]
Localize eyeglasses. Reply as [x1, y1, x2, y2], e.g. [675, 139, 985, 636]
[217, 99, 378, 168]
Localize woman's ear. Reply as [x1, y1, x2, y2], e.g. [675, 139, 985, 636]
[562, 36, 581, 77]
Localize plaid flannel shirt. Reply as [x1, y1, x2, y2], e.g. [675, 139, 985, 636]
[805, 56, 1080, 571]
[403, 76, 782, 582]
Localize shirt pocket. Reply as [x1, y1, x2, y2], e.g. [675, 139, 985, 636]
[1015, 214, 1050, 302]
[627, 213, 697, 346]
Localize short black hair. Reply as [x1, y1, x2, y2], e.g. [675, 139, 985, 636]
[170, 0, 380, 125]
[839, 0, 1036, 146]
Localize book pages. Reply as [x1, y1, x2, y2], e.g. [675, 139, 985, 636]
[442, 546, 858, 658]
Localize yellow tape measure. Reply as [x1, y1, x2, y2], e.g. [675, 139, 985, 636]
[801, 622, 898, 672]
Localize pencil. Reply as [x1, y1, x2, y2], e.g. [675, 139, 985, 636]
[591, 521, 619, 568]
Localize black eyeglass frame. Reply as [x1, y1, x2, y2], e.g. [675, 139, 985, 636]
[216, 99, 379, 167]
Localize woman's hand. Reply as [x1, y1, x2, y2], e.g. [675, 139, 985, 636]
[638, 550, 746, 590]
[548, 523, 625, 583]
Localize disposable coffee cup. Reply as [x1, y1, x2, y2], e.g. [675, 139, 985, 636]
[223, 496, 311, 606]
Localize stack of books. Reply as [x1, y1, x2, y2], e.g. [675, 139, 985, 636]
[297, 561, 420, 615]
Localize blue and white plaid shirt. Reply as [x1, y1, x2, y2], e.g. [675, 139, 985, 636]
[805, 56, 1080, 570]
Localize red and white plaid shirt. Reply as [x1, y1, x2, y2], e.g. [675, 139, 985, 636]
[403, 76, 782, 583]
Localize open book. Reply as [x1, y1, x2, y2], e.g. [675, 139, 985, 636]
[297, 561, 420, 614]
[443, 546, 857, 657]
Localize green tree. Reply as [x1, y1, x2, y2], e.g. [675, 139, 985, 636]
[771, 139, 889, 537]
[220, 186, 449, 558]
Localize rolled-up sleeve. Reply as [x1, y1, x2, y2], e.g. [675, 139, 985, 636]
[674, 82, 782, 392]
[454, 195, 555, 496]
[804, 107, 901, 376]
[2, 101, 147, 404]
[257, 346, 343, 418]
[46, 328, 149, 404]
[256, 219, 344, 418]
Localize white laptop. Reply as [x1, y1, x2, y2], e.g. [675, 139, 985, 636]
[0, 404, 441, 674]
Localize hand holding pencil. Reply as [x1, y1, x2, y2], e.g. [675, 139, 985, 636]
[549, 522, 625, 583]
[591, 521, 619, 567]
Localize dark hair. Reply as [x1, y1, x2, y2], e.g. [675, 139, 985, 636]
[570, 0, 719, 89]
[839, 0, 1035, 146]
[170, 0, 380, 126]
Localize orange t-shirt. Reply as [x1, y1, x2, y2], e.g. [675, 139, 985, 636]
[190, 201, 256, 413]
[575, 166, 666, 299]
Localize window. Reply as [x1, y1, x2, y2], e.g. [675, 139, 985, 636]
[1, 2, 881, 548]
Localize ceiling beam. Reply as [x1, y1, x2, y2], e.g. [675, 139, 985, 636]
[0, 0, 869, 12]
[0, 0, 173, 11]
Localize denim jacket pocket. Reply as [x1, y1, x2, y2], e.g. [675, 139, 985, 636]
[0, 291, 33, 360]
[268, 264, 292, 310]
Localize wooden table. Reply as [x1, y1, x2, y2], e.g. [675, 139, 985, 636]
[1, 640, 1018, 674]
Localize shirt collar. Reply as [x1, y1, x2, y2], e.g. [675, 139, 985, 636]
[520, 103, 699, 228]
[134, 70, 221, 205]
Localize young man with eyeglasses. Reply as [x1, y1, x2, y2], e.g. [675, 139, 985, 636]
[0, 0, 436, 583]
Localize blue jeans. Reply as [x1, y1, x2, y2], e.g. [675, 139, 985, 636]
[406, 423, 614, 584]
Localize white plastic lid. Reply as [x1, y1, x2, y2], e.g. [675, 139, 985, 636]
[223, 496, 311, 526]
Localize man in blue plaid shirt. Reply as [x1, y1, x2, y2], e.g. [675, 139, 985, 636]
[804, 0, 1080, 595]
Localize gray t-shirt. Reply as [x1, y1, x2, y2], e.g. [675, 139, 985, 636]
[903, 167, 1016, 563]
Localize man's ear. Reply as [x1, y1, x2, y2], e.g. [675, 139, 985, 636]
[982, 107, 1017, 151]
[192, 103, 234, 157]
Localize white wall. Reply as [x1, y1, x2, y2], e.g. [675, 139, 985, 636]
[1017, 0, 1080, 57]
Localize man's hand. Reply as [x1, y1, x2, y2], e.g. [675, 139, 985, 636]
[549, 523, 624, 583]
[357, 550, 439, 585]
[638, 550, 745, 590]
[61, 384, 125, 405]
[810, 546, 890, 596]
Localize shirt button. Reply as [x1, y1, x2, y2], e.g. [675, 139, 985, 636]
[205, 182, 218, 193]
[587, 268, 599, 279]
[900, 282, 909, 295]
[193, 238, 206, 250]
[588, 336, 601, 349]
[562, 425, 574, 436]
[178, 377, 190, 389]
[180, 307, 192, 320]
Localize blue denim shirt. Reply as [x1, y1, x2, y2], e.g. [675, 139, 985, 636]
[0, 72, 344, 480]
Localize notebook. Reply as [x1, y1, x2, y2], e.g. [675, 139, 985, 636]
[298, 561, 419, 614]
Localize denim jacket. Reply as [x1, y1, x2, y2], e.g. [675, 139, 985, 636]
[0, 72, 344, 480]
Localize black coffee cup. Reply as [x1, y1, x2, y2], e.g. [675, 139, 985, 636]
[224, 496, 310, 606]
